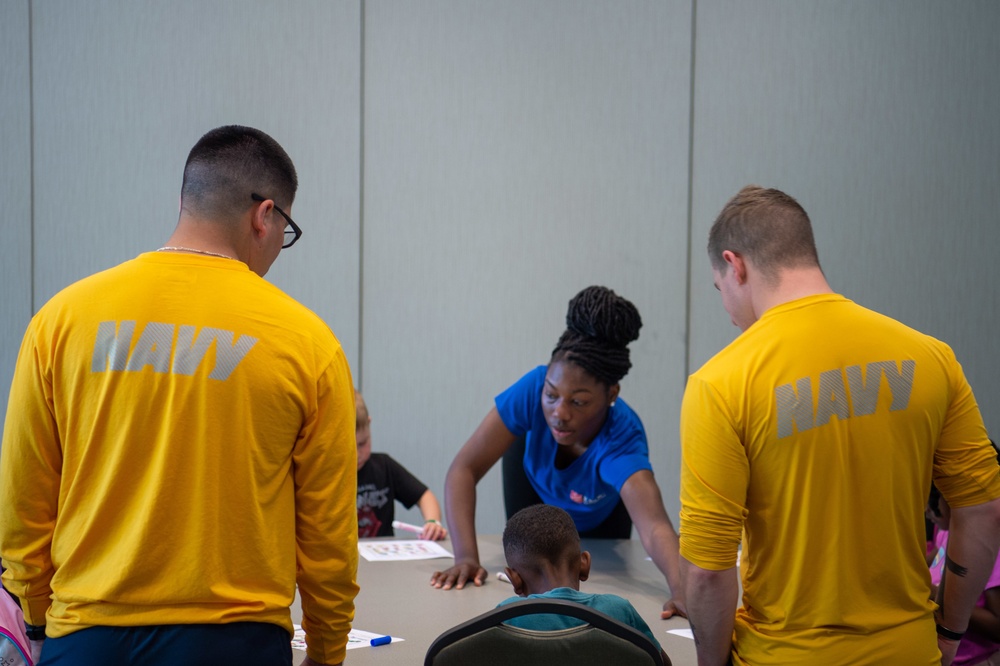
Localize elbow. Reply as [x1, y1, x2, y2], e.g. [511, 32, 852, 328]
[983, 496, 1000, 529]
[953, 497, 1000, 549]
[990, 502, 1000, 532]
[680, 556, 736, 595]
[444, 456, 471, 488]
[641, 521, 674, 553]
[445, 460, 477, 490]
[682, 561, 731, 584]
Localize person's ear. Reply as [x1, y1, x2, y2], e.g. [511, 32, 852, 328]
[579, 551, 591, 582]
[607, 384, 620, 407]
[250, 197, 272, 241]
[506, 567, 527, 597]
[721, 250, 748, 285]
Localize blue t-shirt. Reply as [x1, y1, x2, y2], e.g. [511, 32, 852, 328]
[497, 587, 662, 650]
[495, 365, 653, 532]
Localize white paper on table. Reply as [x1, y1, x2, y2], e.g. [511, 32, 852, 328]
[358, 539, 453, 561]
[292, 625, 405, 651]
[292, 624, 306, 651]
[346, 628, 405, 650]
[667, 628, 695, 640]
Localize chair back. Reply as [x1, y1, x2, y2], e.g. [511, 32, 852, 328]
[424, 598, 667, 666]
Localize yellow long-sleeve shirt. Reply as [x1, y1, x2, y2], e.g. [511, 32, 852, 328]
[0, 251, 359, 664]
[680, 294, 1000, 665]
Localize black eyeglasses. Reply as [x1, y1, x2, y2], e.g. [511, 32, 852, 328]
[251, 193, 302, 248]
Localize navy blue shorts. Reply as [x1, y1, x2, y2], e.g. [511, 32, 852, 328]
[37, 622, 293, 666]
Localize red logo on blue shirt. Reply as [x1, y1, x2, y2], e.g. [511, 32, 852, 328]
[570, 490, 605, 505]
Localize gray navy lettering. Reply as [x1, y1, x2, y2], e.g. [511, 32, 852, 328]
[91, 320, 257, 380]
[775, 360, 915, 439]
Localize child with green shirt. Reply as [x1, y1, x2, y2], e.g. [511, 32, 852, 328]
[497, 504, 667, 662]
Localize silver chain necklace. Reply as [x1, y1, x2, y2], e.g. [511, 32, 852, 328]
[156, 246, 238, 261]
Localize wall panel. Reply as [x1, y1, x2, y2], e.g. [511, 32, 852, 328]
[363, 0, 693, 532]
[4, 0, 996, 542]
[689, 0, 1000, 436]
[0, 1, 32, 429]
[30, 0, 362, 369]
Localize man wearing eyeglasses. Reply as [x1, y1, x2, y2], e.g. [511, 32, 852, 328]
[0, 125, 358, 666]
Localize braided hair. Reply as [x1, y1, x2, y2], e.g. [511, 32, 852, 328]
[550, 286, 642, 386]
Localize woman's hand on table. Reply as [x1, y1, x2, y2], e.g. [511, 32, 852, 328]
[430, 560, 487, 590]
[661, 595, 688, 619]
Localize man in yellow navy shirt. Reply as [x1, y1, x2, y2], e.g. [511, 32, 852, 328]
[679, 185, 1000, 666]
[0, 126, 358, 666]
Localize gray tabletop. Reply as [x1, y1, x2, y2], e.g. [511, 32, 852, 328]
[293, 535, 697, 665]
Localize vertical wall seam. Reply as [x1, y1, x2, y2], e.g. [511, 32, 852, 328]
[683, 0, 697, 382]
[357, 0, 366, 391]
[28, 0, 35, 314]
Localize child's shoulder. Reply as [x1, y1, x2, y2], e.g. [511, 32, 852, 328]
[545, 588, 639, 614]
[591, 591, 640, 610]
[370, 452, 417, 472]
[367, 452, 408, 466]
[358, 452, 394, 475]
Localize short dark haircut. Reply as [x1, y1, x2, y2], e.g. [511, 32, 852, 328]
[550, 286, 642, 387]
[181, 125, 297, 220]
[503, 504, 580, 574]
[708, 185, 820, 283]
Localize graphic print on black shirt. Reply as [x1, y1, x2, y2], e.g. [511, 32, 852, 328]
[356, 453, 428, 538]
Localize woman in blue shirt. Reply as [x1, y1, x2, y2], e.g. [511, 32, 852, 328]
[430, 286, 685, 618]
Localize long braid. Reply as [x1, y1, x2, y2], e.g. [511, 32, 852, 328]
[550, 286, 642, 386]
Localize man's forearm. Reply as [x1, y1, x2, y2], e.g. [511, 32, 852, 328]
[681, 556, 738, 666]
[937, 498, 1000, 634]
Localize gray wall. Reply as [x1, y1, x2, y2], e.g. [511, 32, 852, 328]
[2, 0, 997, 535]
[1, 0, 33, 441]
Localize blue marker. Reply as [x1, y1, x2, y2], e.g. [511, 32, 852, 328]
[370, 635, 392, 647]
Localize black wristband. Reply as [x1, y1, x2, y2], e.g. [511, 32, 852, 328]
[24, 623, 46, 641]
[936, 623, 965, 641]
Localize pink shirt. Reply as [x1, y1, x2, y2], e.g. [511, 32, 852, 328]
[0, 589, 32, 665]
[929, 528, 1000, 665]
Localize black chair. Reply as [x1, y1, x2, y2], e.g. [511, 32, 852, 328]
[501, 436, 537, 520]
[424, 598, 668, 666]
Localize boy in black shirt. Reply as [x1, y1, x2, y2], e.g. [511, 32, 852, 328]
[356, 391, 447, 540]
